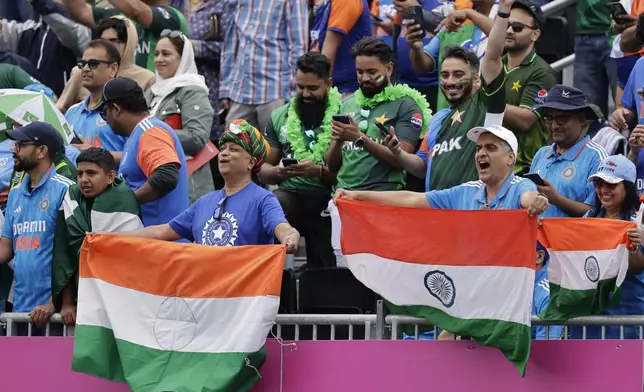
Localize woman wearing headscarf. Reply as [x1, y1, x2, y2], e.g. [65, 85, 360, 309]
[120, 119, 301, 252]
[144, 29, 215, 204]
[569, 155, 644, 340]
[56, 15, 155, 112]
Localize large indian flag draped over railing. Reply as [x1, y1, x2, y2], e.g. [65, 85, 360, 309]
[335, 199, 536, 374]
[72, 234, 285, 392]
[537, 218, 634, 320]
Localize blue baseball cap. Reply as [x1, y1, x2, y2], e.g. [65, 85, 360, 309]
[588, 155, 636, 184]
[531, 84, 598, 120]
[7, 121, 63, 153]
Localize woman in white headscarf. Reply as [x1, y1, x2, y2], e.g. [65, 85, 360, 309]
[145, 29, 215, 203]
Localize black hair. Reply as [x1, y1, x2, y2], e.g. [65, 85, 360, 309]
[94, 17, 128, 43]
[441, 45, 480, 73]
[296, 52, 331, 79]
[351, 36, 393, 64]
[87, 39, 122, 66]
[160, 34, 185, 55]
[77, 147, 116, 173]
[590, 181, 641, 220]
[111, 97, 149, 114]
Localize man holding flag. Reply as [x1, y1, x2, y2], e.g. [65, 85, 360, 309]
[53, 147, 143, 325]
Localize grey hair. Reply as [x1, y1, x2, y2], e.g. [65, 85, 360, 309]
[500, 140, 517, 165]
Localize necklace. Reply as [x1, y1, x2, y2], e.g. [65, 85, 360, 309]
[354, 84, 433, 136]
[285, 87, 341, 164]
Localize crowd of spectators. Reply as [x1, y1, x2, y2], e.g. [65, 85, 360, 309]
[0, 0, 643, 342]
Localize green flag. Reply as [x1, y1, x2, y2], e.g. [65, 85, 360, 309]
[52, 178, 143, 308]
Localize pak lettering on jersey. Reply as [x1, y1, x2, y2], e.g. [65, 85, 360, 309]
[136, 41, 151, 55]
[431, 137, 463, 156]
[379, 4, 396, 17]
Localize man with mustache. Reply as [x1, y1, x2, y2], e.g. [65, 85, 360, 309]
[259, 52, 340, 268]
[325, 36, 431, 193]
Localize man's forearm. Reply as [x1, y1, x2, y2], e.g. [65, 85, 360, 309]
[628, 250, 644, 273]
[480, 2, 509, 83]
[397, 151, 427, 179]
[503, 105, 538, 132]
[351, 190, 430, 209]
[363, 138, 414, 170]
[551, 193, 592, 217]
[410, 48, 435, 74]
[628, 147, 640, 165]
[465, 9, 493, 35]
[324, 140, 343, 172]
[258, 164, 285, 185]
[134, 182, 160, 204]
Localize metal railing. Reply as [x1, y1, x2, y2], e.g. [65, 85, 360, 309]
[4, 310, 644, 341]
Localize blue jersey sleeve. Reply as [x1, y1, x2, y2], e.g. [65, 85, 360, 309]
[168, 201, 198, 242]
[260, 193, 288, 237]
[426, 185, 461, 209]
[423, 35, 441, 62]
[533, 281, 563, 340]
[515, 179, 537, 209]
[621, 58, 644, 111]
[2, 195, 13, 239]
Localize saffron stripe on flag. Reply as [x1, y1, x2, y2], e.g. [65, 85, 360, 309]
[77, 278, 279, 353]
[338, 199, 536, 268]
[79, 234, 285, 298]
[538, 217, 635, 251]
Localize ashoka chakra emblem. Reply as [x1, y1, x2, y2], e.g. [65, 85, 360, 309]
[424, 270, 456, 308]
[584, 256, 600, 283]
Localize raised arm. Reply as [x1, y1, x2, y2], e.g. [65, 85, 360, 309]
[480, 0, 511, 84]
[334, 189, 431, 209]
[107, 0, 155, 29]
[61, 0, 96, 28]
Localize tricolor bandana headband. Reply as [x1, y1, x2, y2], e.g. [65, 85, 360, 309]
[219, 119, 270, 173]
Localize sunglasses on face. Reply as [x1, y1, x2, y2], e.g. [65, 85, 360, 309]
[544, 115, 572, 126]
[160, 29, 185, 40]
[508, 22, 537, 33]
[213, 196, 228, 221]
[77, 59, 115, 70]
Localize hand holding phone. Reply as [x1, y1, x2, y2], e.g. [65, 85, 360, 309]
[409, 5, 426, 35]
[371, 13, 384, 22]
[524, 173, 545, 186]
[282, 158, 298, 167]
[608, 1, 628, 19]
[332, 114, 351, 124]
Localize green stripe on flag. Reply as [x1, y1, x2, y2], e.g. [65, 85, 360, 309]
[539, 279, 621, 321]
[72, 325, 266, 392]
[387, 302, 531, 375]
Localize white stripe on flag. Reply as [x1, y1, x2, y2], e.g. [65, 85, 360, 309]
[77, 278, 279, 354]
[90, 211, 143, 232]
[346, 254, 534, 325]
[547, 246, 629, 290]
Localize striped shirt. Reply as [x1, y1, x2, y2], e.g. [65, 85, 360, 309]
[219, 0, 308, 105]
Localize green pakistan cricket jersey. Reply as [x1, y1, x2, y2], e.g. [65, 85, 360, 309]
[503, 50, 556, 174]
[337, 95, 423, 190]
[428, 71, 507, 190]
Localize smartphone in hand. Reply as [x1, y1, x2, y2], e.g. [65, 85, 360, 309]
[409, 5, 426, 35]
[282, 158, 298, 167]
[524, 173, 545, 186]
[332, 114, 351, 124]
[608, 1, 628, 19]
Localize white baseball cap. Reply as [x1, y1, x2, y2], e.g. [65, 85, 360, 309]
[466, 125, 518, 155]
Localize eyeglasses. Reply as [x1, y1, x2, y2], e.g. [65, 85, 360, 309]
[508, 22, 537, 33]
[160, 29, 185, 41]
[77, 59, 115, 70]
[544, 115, 572, 126]
[13, 141, 40, 151]
[213, 196, 228, 221]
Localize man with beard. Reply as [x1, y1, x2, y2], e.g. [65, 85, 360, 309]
[325, 36, 431, 192]
[440, 0, 555, 175]
[0, 122, 73, 334]
[260, 53, 339, 268]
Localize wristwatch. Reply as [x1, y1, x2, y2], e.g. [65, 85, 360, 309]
[497, 11, 510, 18]
[355, 135, 366, 148]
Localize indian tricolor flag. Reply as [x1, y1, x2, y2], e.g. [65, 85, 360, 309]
[72, 234, 285, 392]
[336, 199, 536, 374]
[537, 218, 634, 320]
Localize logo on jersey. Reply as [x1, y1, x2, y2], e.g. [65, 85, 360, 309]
[536, 89, 548, 104]
[159, 8, 171, 19]
[39, 196, 50, 212]
[0, 157, 8, 168]
[561, 165, 576, 180]
[96, 117, 107, 126]
[411, 113, 422, 130]
[201, 212, 239, 246]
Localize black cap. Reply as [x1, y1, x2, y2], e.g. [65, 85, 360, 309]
[7, 121, 63, 153]
[531, 84, 598, 120]
[512, 0, 546, 29]
[95, 77, 148, 113]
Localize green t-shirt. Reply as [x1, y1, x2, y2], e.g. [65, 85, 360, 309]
[337, 96, 423, 191]
[503, 51, 556, 174]
[429, 71, 506, 190]
[265, 103, 335, 193]
[576, 0, 611, 35]
[92, 6, 187, 71]
[0, 64, 40, 90]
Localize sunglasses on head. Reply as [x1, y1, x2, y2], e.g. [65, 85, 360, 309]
[78, 59, 114, 70]
[508, 22, 537, 33]
[160, 29, 185, 40]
